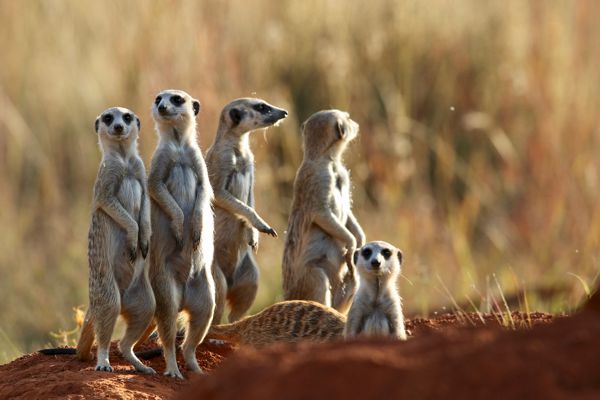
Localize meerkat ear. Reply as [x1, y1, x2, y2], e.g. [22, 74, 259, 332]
[353, 250, 359, 265]
[229, 108, 244, 127]
[397, 249, 403, 265]
[335, 120, 347, 139]
[136, 116, 141, 131]
[192, 100, 201, 116]
[95, 118, 100, 133]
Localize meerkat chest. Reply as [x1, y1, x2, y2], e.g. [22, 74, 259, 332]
[166, 148, 198, 207]
[330, 164, 350, 221]
[226, 150, 254, 203]
[116, 163, 142, 216]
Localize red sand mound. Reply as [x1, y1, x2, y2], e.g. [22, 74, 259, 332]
[0, 340, 234, 399]
[0, 311, 591, 399]
[178, 311, 600, 400]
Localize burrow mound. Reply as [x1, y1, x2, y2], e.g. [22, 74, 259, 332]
[177, 311, 600, 400]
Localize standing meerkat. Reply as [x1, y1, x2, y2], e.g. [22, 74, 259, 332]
[76, 107, 156, 374]
[282, 110, 365, 314]
[148, 89, 215, 379]
[345, 241, 407, 340]
[205, 98, 287, 323]
[206, 300, 345, 347]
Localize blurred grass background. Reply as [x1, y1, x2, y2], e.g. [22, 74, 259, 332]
[1, 0, 599, 362]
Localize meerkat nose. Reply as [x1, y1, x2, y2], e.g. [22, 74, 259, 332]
[371, 259, 381, 268]
[113, 124, 123, 133]
[282, 109, 288, 117]
[158, 105, 167, 114]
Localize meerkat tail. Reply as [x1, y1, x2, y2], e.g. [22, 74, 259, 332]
[39, 348, 77, 355]
[205, 321, 245, 343]
[76, 313, 95, 361]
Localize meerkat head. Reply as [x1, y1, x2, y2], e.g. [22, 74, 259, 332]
[353, 241, 403, 280]
[301, 110, 358, 160]
[152, 89, 200, 135]
[219, 98, 288, 136]
[94, 107, 140, 147]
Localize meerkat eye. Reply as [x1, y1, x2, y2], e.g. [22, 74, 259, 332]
[170, 95, 185, 106]
[101, 114, 114, 125]
[381, 249, 392, 259]
[122, 113, 133, 124]
[253, 103, 270, 114]
[361, 248, 372, 259]
[154, 96, 162, 106]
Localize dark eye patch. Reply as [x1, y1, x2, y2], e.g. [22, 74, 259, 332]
[381, 249, 392, 259]
[101, 114, 114, 126]
[361, 248, 372, 259]
[253, 103, 270, 114]
[154, 96, 162, 106]
[123, 113, 133, 125]
[170, 95, 185, 106]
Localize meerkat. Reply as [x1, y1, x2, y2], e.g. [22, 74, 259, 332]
[345, 241, 407, 340]
[74, 107, 156, 374]
[206, 300, 346, 347]
[282, 110, 365, 314]
[205, 98, 288, 324]
[148, 89, 215, 379]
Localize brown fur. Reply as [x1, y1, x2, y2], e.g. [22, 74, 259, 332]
[345, 241, 407, 340]
[207, 301, 346, 347]
[148, 89, 215, 379]
[206, 98, 287, 324]
[282, 110, 365, 314]
[76, 107, 156, 374]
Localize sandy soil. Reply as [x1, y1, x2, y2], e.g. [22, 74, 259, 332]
[1, 310, 581, 399]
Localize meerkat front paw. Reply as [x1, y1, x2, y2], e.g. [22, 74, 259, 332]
[126, 225, 139, 262]
[140, 240, 149, 259]
[192, 223, 202, 251]
[248, 227, 259, 252]
[258, 224, 278, 237]
[171, 217, 184, 249]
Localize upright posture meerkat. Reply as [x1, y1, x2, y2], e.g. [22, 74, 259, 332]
[345, 241, 407, 340]
[206, 300, 345, 347]
[148, 89, 215, 379]
[76, 107, 156, 374]
[206, 98, 287, 323]
[282, 110, 365, 314]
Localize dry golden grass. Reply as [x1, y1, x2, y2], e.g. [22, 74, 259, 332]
[1, 0, 599, 362]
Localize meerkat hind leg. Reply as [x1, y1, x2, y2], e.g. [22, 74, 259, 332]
[93, 281, 121, 372]
[227, 252, 259, 323]
[182, 270, 215, 373]
[155, 275, 184, 379]
[119, 275, 157, 374]
[212, 264, 227, 325]
[295, 264, 332, 307]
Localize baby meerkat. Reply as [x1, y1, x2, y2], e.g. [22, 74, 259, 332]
[345, 241, 407, 340]
[148, 89, 215, 379]
[206, 98, 287, 323]
[76, 107, 156, 374]
[282, 110, 365, 314]
[206, 300, 345, 347]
